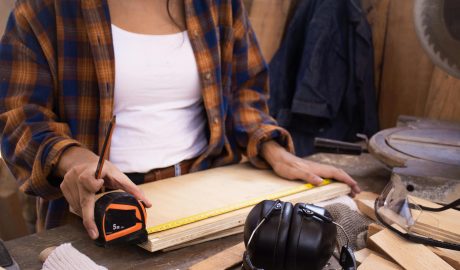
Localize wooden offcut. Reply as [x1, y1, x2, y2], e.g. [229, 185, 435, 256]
[354, 248, 379, 265]
[370, 229, 454, 270]
[429, 247, 460, 270]
[357, 254, 402, 270]
[355, 192, 460, 243]
[136, 163, 350, 252]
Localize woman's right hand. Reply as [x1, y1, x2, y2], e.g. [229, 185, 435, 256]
[56, 146, 152, 239]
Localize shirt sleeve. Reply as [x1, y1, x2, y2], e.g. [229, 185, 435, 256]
[0, 4, 81, 200]
[230, 0, 295, 169]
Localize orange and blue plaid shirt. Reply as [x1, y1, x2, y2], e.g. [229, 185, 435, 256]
[0, 0, 294, 230]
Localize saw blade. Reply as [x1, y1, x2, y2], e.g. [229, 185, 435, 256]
[414, 0, 460, 78]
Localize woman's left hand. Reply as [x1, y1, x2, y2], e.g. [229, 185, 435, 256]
[261, 140, 361, 196]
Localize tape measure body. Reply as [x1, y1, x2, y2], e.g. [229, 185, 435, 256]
[94, 192, 148, 246]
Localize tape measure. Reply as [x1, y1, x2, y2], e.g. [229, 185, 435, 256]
[147, 179, 331, 234]
[94, 192, 148, 246]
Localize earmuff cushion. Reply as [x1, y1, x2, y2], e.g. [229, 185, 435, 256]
[285, 203, 337, 270]
[244, 200, 293, 270]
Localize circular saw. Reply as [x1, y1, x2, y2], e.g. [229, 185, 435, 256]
[414, 0, 460, 78]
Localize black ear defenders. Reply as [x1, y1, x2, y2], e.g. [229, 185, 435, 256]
[243, 200, 356, 270]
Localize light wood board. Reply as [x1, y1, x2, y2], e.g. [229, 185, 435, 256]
[354, 192, 460, 243]
[358, 253, 402, 270]
[429, 247, 460, 270]
[367, 221, 460, 270]
[141, 163, 335, 231]
[141, 183, 349, 252]
[136, 163, 350, 252]
[370, 229, 454, 270]
[354, 248, 379, 265]
[163, 226, 244, 252]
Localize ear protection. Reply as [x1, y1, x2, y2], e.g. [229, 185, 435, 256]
[243, 200, 356, 270]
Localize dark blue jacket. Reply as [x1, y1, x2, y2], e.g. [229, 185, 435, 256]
[269, 0, 379, 156]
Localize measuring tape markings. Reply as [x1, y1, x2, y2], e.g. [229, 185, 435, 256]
[147, 179, 332, 234]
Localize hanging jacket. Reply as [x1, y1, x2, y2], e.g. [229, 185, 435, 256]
[269, 0, 379, 156]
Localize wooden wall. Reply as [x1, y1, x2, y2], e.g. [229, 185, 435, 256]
[0, 0, 14, 37]
[1, 0, 459, 128]
[247, 0, 460, 129]
[363, 0, 460, 128]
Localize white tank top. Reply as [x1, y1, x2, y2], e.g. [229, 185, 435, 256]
[109, 24, 207, 173]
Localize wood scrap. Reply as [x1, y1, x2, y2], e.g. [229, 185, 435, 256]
[428, 247, 460, 270]
[354, 192, 378, 221]
[188, 242, 245, 270]
[355, 192, 460, 243]
[366, 222, 460, 269]
[365, 224, 394, 263]
[370, 228, 454, 270]
[367, 223, 384, 237]
[354, 248, 379, 265]
[357, 253, 402, 270]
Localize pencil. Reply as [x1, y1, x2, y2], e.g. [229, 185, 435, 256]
[95, 115, 116, 179]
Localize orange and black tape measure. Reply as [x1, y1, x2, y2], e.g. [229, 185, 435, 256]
[94, 192, 148, 247]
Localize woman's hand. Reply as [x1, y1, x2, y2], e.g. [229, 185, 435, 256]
[56, 147, 152, 239]
[260, 140, 361, 196]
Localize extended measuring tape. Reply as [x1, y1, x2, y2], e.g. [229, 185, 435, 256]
[147, 179, 332, 234]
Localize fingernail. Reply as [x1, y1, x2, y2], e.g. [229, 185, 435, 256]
[314, 177, 323, 185]
[90, 229, 98, 239]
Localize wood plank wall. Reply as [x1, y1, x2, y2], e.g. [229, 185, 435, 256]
[0, 0, 14, 37]
[362, 0, 460, 128]
[247, 0, 460, 128]
[1, 0, 459, 128]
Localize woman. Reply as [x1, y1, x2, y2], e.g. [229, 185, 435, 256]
[0, 0, 360, 239]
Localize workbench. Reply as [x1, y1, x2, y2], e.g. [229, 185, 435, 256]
[5, 153, 390, 270]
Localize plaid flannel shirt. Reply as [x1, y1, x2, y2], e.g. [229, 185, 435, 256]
[0, 0, 294, 230]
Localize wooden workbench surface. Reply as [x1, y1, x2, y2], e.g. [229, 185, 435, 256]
[5, 153, 390, 270]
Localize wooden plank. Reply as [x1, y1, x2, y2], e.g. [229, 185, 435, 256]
[358, 253, 402, 270]
[365, 224, 393, 262]
[354, 192, 378, 221]
[354, 248, 379, 264]
[163, 226, 244, 252]
[188, 242, 245, 270]
[141, 182, 350, 252]
[356, 192, 460, 243]
[140, 163, 336, 231]
[429, 247, 460, 270]
[370, 229, 454, 270]
[409, 196, 460, 239]
[248, 0, 293, 61]
[424, 67, 460, 123]
[378, 0, 434, 128]
[367, 223, 384, 237]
